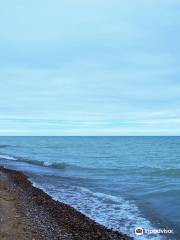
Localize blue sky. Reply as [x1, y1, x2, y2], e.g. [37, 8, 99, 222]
[0, 0, 180, 135]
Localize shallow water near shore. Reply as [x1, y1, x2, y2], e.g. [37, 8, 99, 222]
[0, 136, 179, 239]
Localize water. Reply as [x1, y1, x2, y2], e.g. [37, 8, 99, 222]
[0, 136, 179, 239]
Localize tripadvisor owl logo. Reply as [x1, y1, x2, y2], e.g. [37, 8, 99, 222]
[135, 227, 144, 236]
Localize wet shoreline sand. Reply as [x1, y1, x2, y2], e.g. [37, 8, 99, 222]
[0, 166, 132, 240]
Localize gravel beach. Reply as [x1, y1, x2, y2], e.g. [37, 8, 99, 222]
[0, 166, 132, 240]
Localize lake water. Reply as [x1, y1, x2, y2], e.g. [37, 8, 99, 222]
[0, 136, 179, 239]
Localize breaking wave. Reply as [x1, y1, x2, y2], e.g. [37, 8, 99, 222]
[0, 154, 17, 160]
[25, 159, 66, 169]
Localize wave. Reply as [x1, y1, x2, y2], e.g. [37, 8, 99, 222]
[33, 183, 163, 240]
[0, 153, 102, 171]
[24, 159, 66, 169]
[146, 167, 180, 177]
[20, 162, 180, 178]
[0, 154, 17, 160]
[7, 158, 121, 172]
[1, 153, 180, 179]
[0, 153, 68, 169]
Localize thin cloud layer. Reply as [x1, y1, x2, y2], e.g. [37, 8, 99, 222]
[0, 0, 180, 135]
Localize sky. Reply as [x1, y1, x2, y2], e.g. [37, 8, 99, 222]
[0, 0, 180, 136]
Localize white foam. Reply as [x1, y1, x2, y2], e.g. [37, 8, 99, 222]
[32, 182, 165, 240]
[0, 154, 17, 161]
[43, 161, 52, 166]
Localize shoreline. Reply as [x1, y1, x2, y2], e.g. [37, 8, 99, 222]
[0, 166, 133, 240]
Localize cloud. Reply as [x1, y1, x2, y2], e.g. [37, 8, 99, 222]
[0, 0, 180, 135]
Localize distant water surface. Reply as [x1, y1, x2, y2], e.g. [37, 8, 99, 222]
[0, 136, 179, 239]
